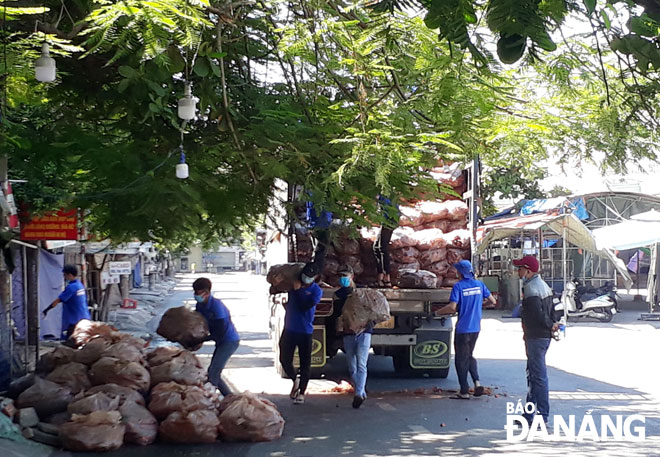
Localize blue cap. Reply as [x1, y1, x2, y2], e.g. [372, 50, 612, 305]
[453, 260, 474, 279]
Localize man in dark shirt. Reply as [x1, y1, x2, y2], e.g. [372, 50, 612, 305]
[513, 255, 558, 425]
[193, 277, 240, 396]
[280, 262, 322, 404]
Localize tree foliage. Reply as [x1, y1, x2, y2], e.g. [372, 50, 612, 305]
[2, 0, 659, 246]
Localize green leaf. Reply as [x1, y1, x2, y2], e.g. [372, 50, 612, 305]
[600, 10, 611, 31]
[584, 0, 596, 15]
[118, 66, 138, 78]
[208, 52, 227, 59]
[193, 58, 210, 77]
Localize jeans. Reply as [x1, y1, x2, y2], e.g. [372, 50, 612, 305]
[208, 339, 240, 396]
[344, 332, 371, 397]
[454, 332, 480, 394]
[524, 338, 551, 422]
[279, 330, 313, 394]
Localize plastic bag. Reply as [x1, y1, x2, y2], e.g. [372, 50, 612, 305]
[390, 227, 416, 249]
[149, 351, 206, 387]
[70, 320, 121, 347]
[446, 247, 470, 265]
[17, 378, 73, 418]
[89, 357, 151, 393]
[218, 392, 285, 442]
[419, 248, 447, 267]
[102, 341, 147, 365]
[45, 362, 91, 394]
[410, 229, 447, 251]
[84, 383, 145, 406]
[156, 306, 210, 349]
[73, 337, 112, 365]
[119, 401, 158, 446]
[148, 381, 216, 420]
[37, 345, 76, 373]
[158, 410, 219, 444]
[146, 346, 185, 367]
[68, 391, 120, 415]
[266, 263, 304, 294]
[340, 289, 390, 334]
[398, 270, 438, 289]
[60, 411, 125, 452]
[391, 246, 420, 264]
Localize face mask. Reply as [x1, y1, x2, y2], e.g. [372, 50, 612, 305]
[194, 294, 205, 303]
[339, 276, 351, 287]
[301, 274, 314, 285]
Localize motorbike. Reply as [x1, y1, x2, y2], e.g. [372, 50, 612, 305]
[553, 279, 618, 322]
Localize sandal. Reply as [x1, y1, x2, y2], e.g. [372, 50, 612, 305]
[370, 280, 385, 288]
[450, 393, 470, 400]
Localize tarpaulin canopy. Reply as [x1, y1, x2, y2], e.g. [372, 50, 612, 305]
[476, 212, 632, 287]
[592, 219, 660, 251]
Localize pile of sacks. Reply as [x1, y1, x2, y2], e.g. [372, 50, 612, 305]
[316, 199, 470, 288]
[9, 319, 285, 451]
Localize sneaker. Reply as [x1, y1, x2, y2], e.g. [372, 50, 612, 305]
[352, 395, 365, 409]
[293, 393, 305, 404]
[450, 392, 470, 400]
[474, 385, 485, 397]
[289, 378, 300, 399]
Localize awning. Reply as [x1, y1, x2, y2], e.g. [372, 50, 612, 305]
[592, 219, 660, 251]
[477, 212, 632, 288]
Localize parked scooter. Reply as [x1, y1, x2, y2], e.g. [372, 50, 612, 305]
[554, 279, 617, 322]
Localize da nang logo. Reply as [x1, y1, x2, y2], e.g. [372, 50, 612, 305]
[505, 401, 646, 442]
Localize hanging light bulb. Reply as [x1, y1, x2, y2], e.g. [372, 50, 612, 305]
[35, 42, 56, 82]
[177, 83, 196, 120]
[176, 146, 189, 179]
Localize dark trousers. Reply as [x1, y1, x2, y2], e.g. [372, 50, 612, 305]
[524, 338, 551, 422]
[312, 228, 330, 272]
[279, 330, 313, 394]
[373, 226, 394, 274]
[454, 332, 480, 394]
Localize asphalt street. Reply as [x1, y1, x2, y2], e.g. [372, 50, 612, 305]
[10, 272, 660, 457]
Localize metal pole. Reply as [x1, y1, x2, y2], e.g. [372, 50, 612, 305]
[562, 220, 568, 324]
[35, 242, 40, 369]
[22, 246, 28, 374]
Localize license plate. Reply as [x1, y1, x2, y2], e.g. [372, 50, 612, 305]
[374, 316, 395, 329]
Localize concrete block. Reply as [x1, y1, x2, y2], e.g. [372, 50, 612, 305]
[21, 426, 35, 439]
[37, 422, 60, 435]
[31, 429, 62, 447]
[17, 407, 39, 428]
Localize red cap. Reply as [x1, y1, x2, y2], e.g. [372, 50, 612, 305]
[513, 255, 539, 273]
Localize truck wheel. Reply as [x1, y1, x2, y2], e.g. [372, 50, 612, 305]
[423, 367, 450, 379]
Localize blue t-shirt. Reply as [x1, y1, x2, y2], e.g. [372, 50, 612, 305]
[305, 201, 333, 229]
[285, 282, 322, 334]
[59, 279, 91, 337]
[196, 296, 240, 344]
[450, 278, 491, 334]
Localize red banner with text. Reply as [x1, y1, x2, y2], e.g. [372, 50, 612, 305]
[20, 209, 78, 240]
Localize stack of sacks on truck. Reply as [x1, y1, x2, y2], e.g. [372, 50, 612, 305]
[9, 318, 284, 451]
[324, 165, 470, 288]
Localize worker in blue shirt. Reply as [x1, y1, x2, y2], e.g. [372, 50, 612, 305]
[193, 277, 240, 396]
[305, 200, 333, 271]
[435, 260, 496, 399]
[280, 262, 322, 405]
[42, 264, 91, 340]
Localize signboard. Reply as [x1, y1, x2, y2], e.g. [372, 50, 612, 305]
[410, 328, 451, 370]
[101, 271, 120, 286]
[20, 210, 78, 241]
[109, 261, 132, 275]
